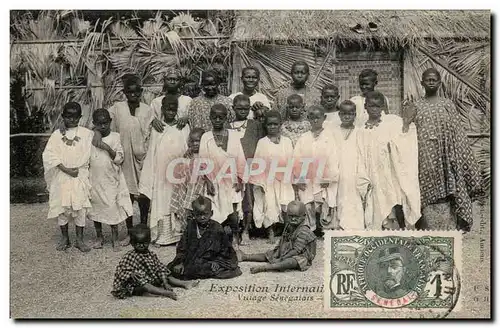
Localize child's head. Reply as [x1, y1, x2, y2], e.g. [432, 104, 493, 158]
[209, 103, 228, 130]
[286, 94, 305, 120]
[191, 196, 213, 227]
[92, 108, 112, 136]
[364, 91, 386, 119]
[122, 74, 143, 104]
[264, 110, 282, 137]
[130, 224, 151, 253]
[358, 69, 378, 97]
[321, 84, 340, 111]
[188, 128, 204, 154]
[306, 105, 326, 132]
[286, 200, 306, 227]
[161, 94, 178, 122]
[62, 102, 82, 129]
[163, 68, 181, 93]
[421, 68, 441, 94]
[338, 100, 357, 127]
[291, 61, 309, 86]
[233, 94, 251, 121]
[241, 66, 260, 91]
[201, 70, 219, 98]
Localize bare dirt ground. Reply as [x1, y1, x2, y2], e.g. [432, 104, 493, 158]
[10, 200, 490, 319]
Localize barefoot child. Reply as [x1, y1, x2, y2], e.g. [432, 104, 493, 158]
[239, 200, 316, 274]
[199, 104, 246, 247]
[89, 109, 133, 250]
[139, 95, 190, 246]
[356, 91, 420, 230]
[42, 102, 93, 252]
[280, 94, 311, 147]
[170, 128, 211, 232]
[294, 105, 340, 235]
[331, 100, 364, 230]
[111, 224, 198, 299]
[107, 74, 157, 244]
[168, 196, 242, 280]
[350, 69, 390, 127]
[230, 94, 265, 245]
[250, 110, 295, 244]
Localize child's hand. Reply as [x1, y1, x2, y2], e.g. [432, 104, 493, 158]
[320, 182, 330, 189]
[59, 122, 67, 135]
[92, 130, 102, 147]
[152, 117, 165, 133]
[176, 117, 189, 130]
[206, 180, 216, 196]
[211, 262, 220, 272]
[234, 181, 243, 193]
[65, 168, 79, 178]
[295, 183, 307, 191]
[172, 264, 184, 275]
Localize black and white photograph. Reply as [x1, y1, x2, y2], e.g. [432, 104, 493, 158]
[9, 9, 491, 319]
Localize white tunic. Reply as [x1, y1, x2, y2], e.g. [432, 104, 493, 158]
[88, 132, 133, 225]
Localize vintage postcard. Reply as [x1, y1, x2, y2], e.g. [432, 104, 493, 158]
[9, 9, 490, 319]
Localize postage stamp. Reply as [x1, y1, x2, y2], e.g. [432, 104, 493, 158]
[324, 230, 462, 314]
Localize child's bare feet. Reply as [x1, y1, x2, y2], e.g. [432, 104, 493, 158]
[164, 290, 178, 300]
[56, 237, 71, 251]
[236, 250, 243, 262]
[250, 266, 266, 274]
[184, 279, 200, 290]
[240, 231, 250, 245]
[120, 237, 131, 247]
[74, 240, 91, 253]
[92, 238, 104, 249]
[112, 242, 121, 252]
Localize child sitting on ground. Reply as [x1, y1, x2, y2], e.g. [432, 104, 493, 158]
[42, 102, 94, 252]
[238, 200, 316, 274]
[111, 224, 199, 300]
[89, 108, 133, 251]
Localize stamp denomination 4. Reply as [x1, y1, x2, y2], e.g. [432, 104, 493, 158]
[324, 230, 462, 313]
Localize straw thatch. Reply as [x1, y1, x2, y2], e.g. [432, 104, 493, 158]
[232, 10, 490, 48]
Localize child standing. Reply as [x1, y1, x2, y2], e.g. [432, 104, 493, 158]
[331, 100, 365, 230]
[250, 110, 295, 244]
[350, 69, 390, 127]
[139, 95, 190, 246]
[230, 94, 265, 245]
[89, 109, 133, 251]
[321, 84, 341, 130]
[199, 104, 246, 247]
[280, 94, 311, 147]
[111, 224, 198, 300]
[42, 102, 93, 252]
[170, 128, 212, 231]
[294, 105, 340, 235]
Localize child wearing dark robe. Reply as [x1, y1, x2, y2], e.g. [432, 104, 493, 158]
[111, 224, 198, 300]
[168, 196, 242, 280]
[230, 94, 265, 245]
[238, 200, 316, 274]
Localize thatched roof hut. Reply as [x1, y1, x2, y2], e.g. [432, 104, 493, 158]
[230, 10, 491, 127]
[232, 10, 490, 46]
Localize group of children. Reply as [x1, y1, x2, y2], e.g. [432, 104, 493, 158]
[42, 63, 420, 300]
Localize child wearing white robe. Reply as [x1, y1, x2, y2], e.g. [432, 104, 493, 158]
[88, 109, 133, 250]
[250, 110, 295, 243]
[331, 101, 364, 230]
[199, 104, 246, 246]
[139, 95, 190, 246]
[356, 92, 420, 230]
[42, 102, 93, 252]
[294, 106, 340, 233]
